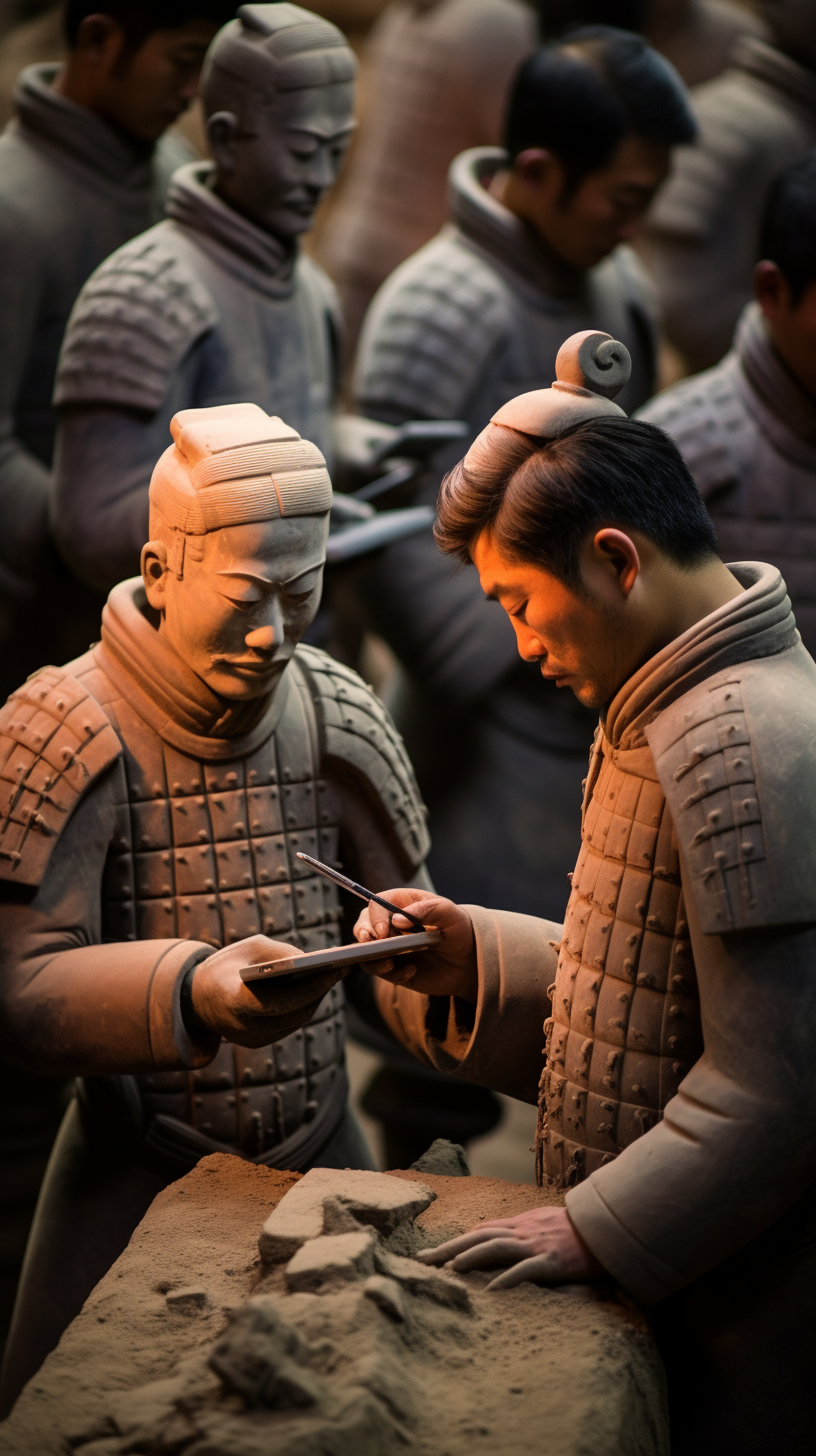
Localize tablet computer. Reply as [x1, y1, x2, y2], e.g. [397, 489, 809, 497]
[239, 929, 442, 984]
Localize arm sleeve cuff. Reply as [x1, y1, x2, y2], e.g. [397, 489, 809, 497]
[373, 905, 561, 1104]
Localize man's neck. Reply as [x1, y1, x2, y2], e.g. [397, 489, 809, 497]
[488, 168, 583, 278]
[639, 558, 745, 668]
[52, 59, 146, 153]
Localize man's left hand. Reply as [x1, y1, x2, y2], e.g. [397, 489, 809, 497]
[417, 1206, 604, 1290]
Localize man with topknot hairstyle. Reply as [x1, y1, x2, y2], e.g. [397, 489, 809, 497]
[51, 4, 357, 597]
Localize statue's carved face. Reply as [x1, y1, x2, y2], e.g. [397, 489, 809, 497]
[142, 515, 328, 700]
[210, 79, 356, 239]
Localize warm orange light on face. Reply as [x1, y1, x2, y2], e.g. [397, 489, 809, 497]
[471, 529, 641, 710]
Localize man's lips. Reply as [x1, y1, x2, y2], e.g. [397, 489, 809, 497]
[220, 657, 281, 674]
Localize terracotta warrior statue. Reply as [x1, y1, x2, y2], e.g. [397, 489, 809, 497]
[638, 151, 816, 656]
[352, 331, 816, 1455]
[640, 0, 816, 371]
[51, 3, 357, 595]
[0, 402, 429, 1410]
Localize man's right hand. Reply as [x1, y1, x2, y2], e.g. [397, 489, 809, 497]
[354, 889, 478, 1002]
[187, 936, 343, 1049]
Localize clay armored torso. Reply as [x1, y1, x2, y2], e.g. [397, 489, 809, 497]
[98, 656, 346, 1159]
[539, 731, 703, 1188]
[0, 570, 428, 1166]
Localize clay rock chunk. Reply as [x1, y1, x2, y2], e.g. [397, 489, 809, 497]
[409, 1138, 470, 1177]
[285, 1230, 377, 1293]
[259, 1168, 435, 1264]
[209, 1297, 322, 1410]
[375, 1248, 473, 1314]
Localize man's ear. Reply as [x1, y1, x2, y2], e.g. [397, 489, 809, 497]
[754, 259, 791, 321]
[512, 147, 561, 195]
[74, 14, 123, 68]
[207, 110, 241, 173]
[141, 540, 169, 610]
[593, 528, 640, 598]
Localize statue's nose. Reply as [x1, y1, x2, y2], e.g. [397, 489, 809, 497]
[244, 625, 276, 652]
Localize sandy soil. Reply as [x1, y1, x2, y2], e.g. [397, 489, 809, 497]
[0, 1155, 668, 1456]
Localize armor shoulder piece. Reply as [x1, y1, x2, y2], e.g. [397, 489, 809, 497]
[0, 666, 122, 886]
[355, 233, 511, 421]
[54, 229, 218, 414]
[637, 357, 748, 499]
[294, 644, 430, 869]
[648, 648, 816, 933]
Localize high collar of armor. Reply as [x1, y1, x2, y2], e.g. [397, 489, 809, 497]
[12, 63, 157, 197]
[447, 147, 588, 302]
[735, 301, 816, 461]
[96, 577, 291, 760]
[166, 161, 299, 299]
[603, 561, 797, 751]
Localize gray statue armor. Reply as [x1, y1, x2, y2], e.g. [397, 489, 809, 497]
[356, 147, 658, 432]
[638, 303, 816, 655]
[52, 170, 341, 591]
[641, 27, 816, 371]
[51, 4, 356, 595]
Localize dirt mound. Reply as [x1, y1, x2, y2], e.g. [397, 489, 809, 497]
[0, 1155, 668, 1456]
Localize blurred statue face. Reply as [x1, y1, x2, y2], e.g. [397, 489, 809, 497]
[142, 515, 328, 701]
[209, 80, 356, 240]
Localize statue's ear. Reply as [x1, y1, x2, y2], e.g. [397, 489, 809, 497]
[207, 110, 241, 172]
[141, 540, 169, 610]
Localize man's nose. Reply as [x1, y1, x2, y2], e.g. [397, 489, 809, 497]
[515, 622, 545, 663]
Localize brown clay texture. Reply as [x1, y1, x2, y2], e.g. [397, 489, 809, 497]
[0, 1156, 668, 1455]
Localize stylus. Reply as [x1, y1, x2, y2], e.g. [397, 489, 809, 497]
[294, 851, 427, 932]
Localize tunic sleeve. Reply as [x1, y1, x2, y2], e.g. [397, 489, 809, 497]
[373, 903, 561, 1104]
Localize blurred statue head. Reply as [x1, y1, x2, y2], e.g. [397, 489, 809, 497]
[142, 402, 331, 701]
[203, 3, 357, 240]
[760, 1, 816, 70]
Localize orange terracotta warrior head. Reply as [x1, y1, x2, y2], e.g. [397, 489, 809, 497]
[142, 402, 331, 702]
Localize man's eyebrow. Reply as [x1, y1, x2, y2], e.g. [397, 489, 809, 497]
[216, 559, 325, 589]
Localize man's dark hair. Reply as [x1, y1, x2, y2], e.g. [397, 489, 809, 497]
[64, 1, 237, 49]
[533, 2, 649, 40]
[759, 150, 816, 305]
[435, 416, 718, 592]
[504, 27, 696, 193]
